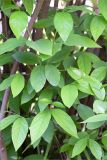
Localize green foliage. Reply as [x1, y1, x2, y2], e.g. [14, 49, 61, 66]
[0, 0, 107, 159]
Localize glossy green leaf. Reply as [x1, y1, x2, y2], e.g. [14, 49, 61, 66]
[30, 66, 46, 92]
[26, 39, 53, 56]
[21, 87, 35, 104]
[43, 121, 54, 143]
[0, 53, 13, 65]
[102, 131, 107, 149]
[0, 75, 14, 91]
[91, 66, 107, 81]
[65, 34, 100, 48]
[77, 104, 94, 120]
[54, 12, 73, 41]
[9, 11, 28, 38]
[12, 117, 28, 151]
[52, 109, 78, 138]
[90, 16, 106, 41]
[0, 115, 20, 131]
[98, 0, 107, 20]
[23, 155, 43, 160]
[93, 100, 107, 114]
[72, 138, 88, 157]
[61, 84, 78, 108]
[45, 65, 60, 86]
[30, 110, 51, 144]
[0, 38, 26, 55]
[13, 52, 38, 65]
[11, 73, 25, 97]
[67, 67, 85, 80]
[22, 0, 33, 15]
[89, 139, 102, 159]
[83, 114, 107, 123]
[77, 53, 92, 74]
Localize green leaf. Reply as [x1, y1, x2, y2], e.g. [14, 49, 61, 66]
[23, 155, 43, 160]
[54, 12, 73, 41]
[83, 114, 107, 123]
[0, 38, 26, 55]
[43, 121, 54, 143]
[22, 0, 33, 15]
[9, 11, 28, 38]
[11, 73, 25, 97]
[26, 39, 53, 56]
[90, 16, 106, 41]
[30, 110, 51, 144]
[45, 65, 60, 86]
[98, 0, 107, 21]
[75, 78, 93, 95]
[91, 66, 107, 81]
[52, 109, 78, 138]
[89, 77, 105, 100]
[89, 139, 102, 159]
[12, 117, 28, 151]
[65, 34, 100, 48]
[30, 66, 46, 92]
[0, 115, 20, 131]
[13, 52, 38, 65]
[67, 67, 85, 80]
[77, 53, 92, 74]
[0, 75, 14, 91]
[72, 138, 88, 157]
[61, 84, 78, 108]
[77, 104, 94, 120]
[87, 121, 105, 130]
[93, 100, 107, 114]
[21, 87, 35, 104]
[0, 53, 13, 65]
[102, 131, 107, 149]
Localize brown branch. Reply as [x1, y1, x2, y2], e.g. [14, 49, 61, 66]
[0, 0, 45, 159]
[33, 0, 51, 40]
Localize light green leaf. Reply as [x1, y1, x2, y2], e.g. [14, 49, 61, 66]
[45, 65, 60, 86]
[75, 78, 93, 95]
[30, 66, 46, 92]
[91, 66, 107, 81]
[89, 139, 102, 159]
[26, 39, 53, 56]
[30, 110, 51, 144]
[89, 77, 105, 100]
[61, 84, 78, 108]
[72, 138, 88, 157]
[0, 115, 20, 131]
[65, 34, 100, 48]
[9, 11, 28, 38]
[90, 16, 106, 41]
[13, 52, 38, 65]
[98, 0, 107, 21]
[0, 75, 14, 91]
[22, 0, 33, 15]
[67, 67, 85, 80]
[93, 100, 107, 114]
[12, 117, 28, 151]
[77, 53, 92, 74]
[54, 12, 73, 42]
[83, 114, 107, 123]
[52, 109, 78, 138]
[11, 73, 25, 97]
[0, 38, 26, 55]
